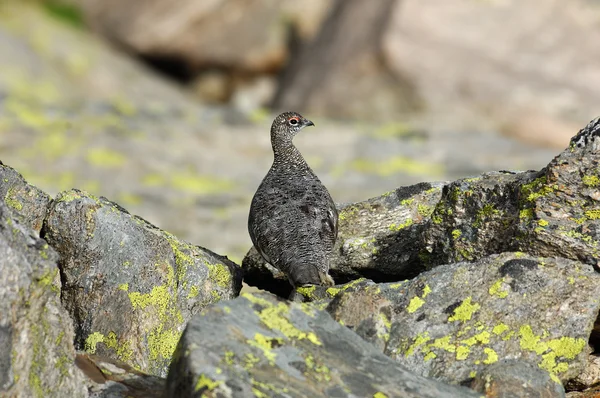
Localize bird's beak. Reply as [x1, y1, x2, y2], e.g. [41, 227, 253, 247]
[304, 119, 315, 128]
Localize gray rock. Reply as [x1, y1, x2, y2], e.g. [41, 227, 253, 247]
[0, 162, 51, 234]
[516, 117, 600, 265]
[164, 292, 480, 398]
[326, 252, 600, 385]
[43, 189, 243, 377]
[0, 202, 87, 397]
[471, 359, 565, 398]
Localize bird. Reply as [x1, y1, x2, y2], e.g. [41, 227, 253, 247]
[248, 111, 338, 290]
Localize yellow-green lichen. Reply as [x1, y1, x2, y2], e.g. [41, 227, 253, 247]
[488, 279, 508, 298]
[5, 190, 23, 211]
[417, 204, 433, 217]
[148, 328, 179, 362]
[187, 285, 199, 299]
[483, 347, 498, 364]
[456, 345, 470, 360]
[405, 332, 430, 357]
[461, 331, 490, 346]
[582, 175, 600, 187]
[424, 352, 437, 361]
[223, 351, 235, 365]
[585, 209, 600, 220]
[400, 198, 414, 206]
[448, 297, 480, 322]
[304, 354, 331, 382]
[407, 296, 425, 313]
[429, 335, 456, 353]
[389, 218, 413, 231]
[84, 332, 105, 354]
[452, 229, 462, 240]
[296, 285, 316, 298]
[247, 333, 282, 365]
[373, 392, 389, 398]
[207, 263, 232, 288]
[243, 294, 321, 345]
[244, 353, 260, 370]
[118, 283, 128, 291]
[422, 284, 432, 297]
[493, 323, 509, 336]
[195, 374, 221, 392]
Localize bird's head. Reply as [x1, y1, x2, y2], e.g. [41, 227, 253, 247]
[271, 111, 314, 142]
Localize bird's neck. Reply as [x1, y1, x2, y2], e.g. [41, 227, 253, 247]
[272, 139, 308, 168]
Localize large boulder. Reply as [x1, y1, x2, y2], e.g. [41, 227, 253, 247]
[164, 292, 480, 398]
[326, 252, 600, 385]
[0, 202, 87, 397]
[43, 189, 243, 377]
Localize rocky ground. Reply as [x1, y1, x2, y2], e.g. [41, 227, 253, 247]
[2, 117, 600, 397]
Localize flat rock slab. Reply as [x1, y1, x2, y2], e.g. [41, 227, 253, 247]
[165, 292, 480, 398]
[43, 189, 243, 377]
[0, 202, 87, 397]
[327, 252, 600, 385]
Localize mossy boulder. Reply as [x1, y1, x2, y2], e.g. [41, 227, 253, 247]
[164, 292, 480, 398]
[43, 189, 243, 377]
[0, 202, 87, 397]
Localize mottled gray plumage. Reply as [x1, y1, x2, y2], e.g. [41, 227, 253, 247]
[248, 111, 338, 288]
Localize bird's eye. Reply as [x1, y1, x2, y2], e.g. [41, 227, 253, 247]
[289, 118, 299, 125]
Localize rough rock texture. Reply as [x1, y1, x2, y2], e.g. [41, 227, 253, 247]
[0, 202, 87, 397]
[0, 162, 51, 233]
[76, 353, 164, 398]
[164, 292, 480, 398]
[43, 189, 243, 377]
[471, 360, 565, 398]
[326, 253, 600, 385]
[516, 117, 600, 265]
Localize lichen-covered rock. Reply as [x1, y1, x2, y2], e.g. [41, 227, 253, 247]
[326, 252, 600, 385]
[243, 182, 445, 293]
[75, 353, 164, 398]
[470, 360, 565, 398]
[516, 117, 600, 265]
[43, 189, 243, 377]
[0, 162, 51, 233]
[164, 292, 480, 398]
[423, 170, 540, 265]
[0, 202, 87, 397]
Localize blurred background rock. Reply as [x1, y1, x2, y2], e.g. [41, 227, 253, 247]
[0, 0, 596, 262]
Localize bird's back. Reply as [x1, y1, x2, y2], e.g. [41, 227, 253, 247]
[248, 163, 338, 287]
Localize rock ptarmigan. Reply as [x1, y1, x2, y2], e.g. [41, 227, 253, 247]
[248, 111, 338, 289]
